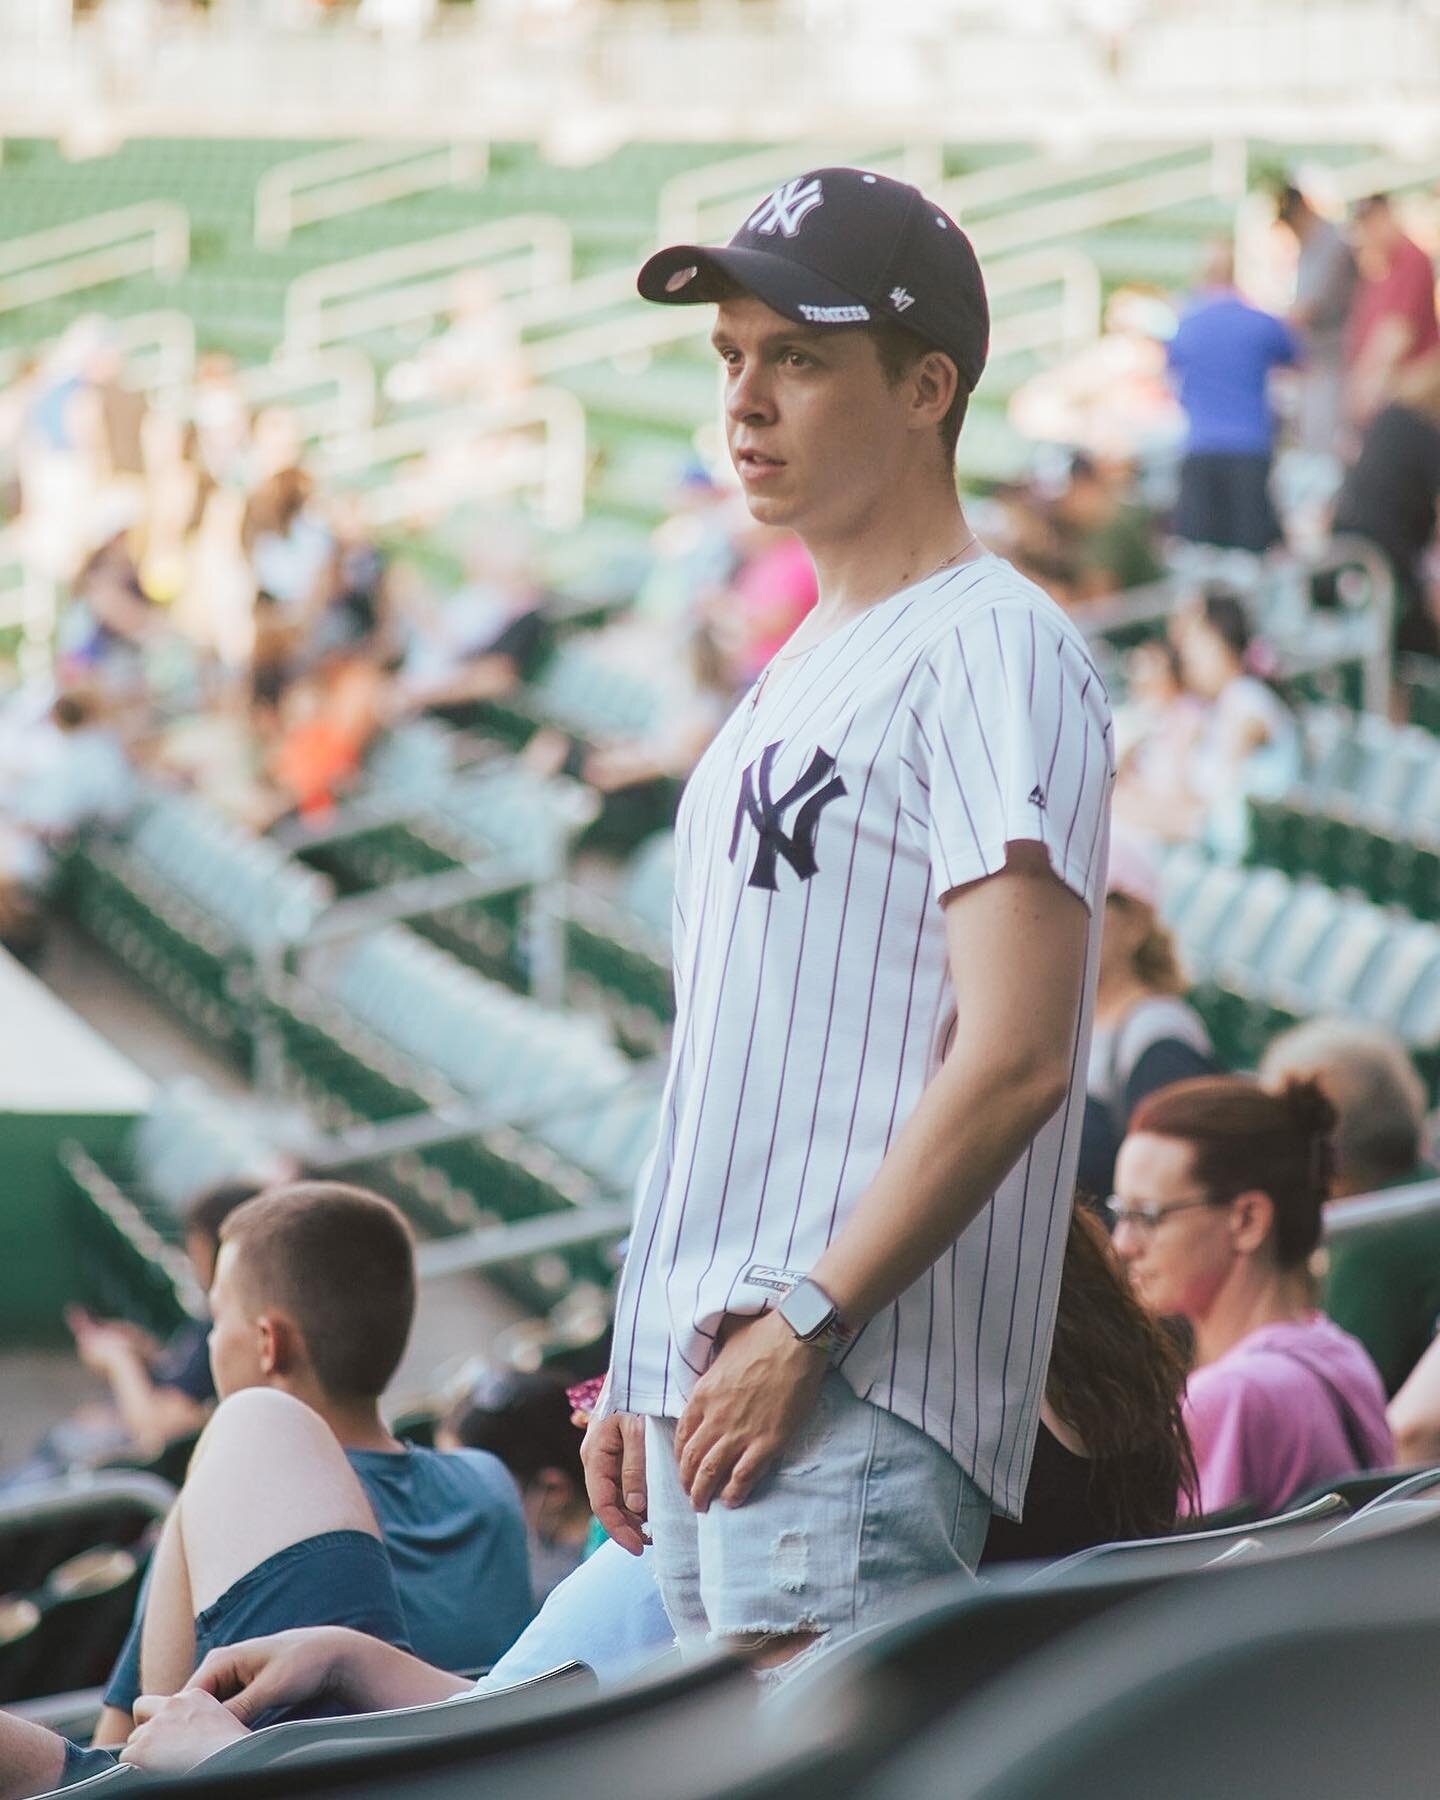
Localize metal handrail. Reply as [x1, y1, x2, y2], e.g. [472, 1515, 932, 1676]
[0, 201, 189, 316]
[233, 346, 378, 440]
[657, 141, 944, 245]
[1328, 1179, 1440, 1242]
[960, 140, 1248, 262]
[0, 309, 196, 397]
[254, 140, 488, 249]
[282, 215, 573, 352]
[309, 386, 587, 532]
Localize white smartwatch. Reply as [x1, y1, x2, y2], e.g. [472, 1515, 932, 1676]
[777, 1277, 854, 1356]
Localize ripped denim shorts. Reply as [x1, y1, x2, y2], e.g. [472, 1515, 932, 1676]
[644, 1371, 991, 1657]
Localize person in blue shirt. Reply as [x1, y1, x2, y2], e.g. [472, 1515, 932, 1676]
[88, 1181, 533, 1753]
[1168, 240, 1301, 554]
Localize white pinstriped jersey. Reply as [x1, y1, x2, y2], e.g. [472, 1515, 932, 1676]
[604, 555, 1114, 1520]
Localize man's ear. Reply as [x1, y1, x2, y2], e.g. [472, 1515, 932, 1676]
[910, 350, 959, 432]
[256, 1313, 299, 1380]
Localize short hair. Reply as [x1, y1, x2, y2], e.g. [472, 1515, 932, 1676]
[443, 1370, 583, 1487]
[1258, 1018, 1426, 1185]
[184, 1179, 262, 1248]
[219, 1182, 416, 1401]
[1129, 1076, 1337, 1269]
[866, 320, 969, 465]
[1353, 192, 1391, 221]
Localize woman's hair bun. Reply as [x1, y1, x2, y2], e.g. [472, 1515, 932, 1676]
[1277, 1076, 1337, 1142]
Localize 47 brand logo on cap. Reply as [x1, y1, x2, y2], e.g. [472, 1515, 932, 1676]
[730, 741, 847, 890]
[747, 176, 825, 238]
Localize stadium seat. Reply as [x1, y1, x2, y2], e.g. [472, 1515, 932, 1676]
[61, 1081, 282, 1335]
[1288, 1466, 1437, 1513]
[40, 1650, 762, 1800]
[0, 1473, 173, 1705]
[856, 1536, 1440, 1800]
[1033, 1490, 1348, 1579]
[191, 1661, 596, 1772]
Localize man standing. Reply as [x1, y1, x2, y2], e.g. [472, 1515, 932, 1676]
[1167, 239, 1300, 555]
[583, 168, 1113, 1676]
[1346, 193, 1440, 429]
[1274, 183, 1357, 458]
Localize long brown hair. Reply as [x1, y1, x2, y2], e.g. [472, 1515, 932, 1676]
[1048, 1204, 1198, 1537]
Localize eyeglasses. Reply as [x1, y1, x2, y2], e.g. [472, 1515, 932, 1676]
[1104, 1193, 1227, 1235]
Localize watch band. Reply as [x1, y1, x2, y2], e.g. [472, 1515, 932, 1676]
[778, 1276, 855, 1355]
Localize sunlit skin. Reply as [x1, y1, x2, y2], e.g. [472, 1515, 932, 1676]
[1111, 1132, 1240, 1321]
[1111, 1131, 1308, 1368]
[710, 295, 967, 626]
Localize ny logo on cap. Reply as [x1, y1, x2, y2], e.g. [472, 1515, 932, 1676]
[747, 177, 825, 239]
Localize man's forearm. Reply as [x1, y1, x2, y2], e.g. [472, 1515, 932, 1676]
[341, 1635, 473, 1712]
[809, 1041, 1069, 1328]
[0, 1712, 67, 1800]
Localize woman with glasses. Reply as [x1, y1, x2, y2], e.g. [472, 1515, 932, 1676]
[1111, 1075, 1393, 1518]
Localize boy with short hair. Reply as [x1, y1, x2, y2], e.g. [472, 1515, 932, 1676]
[88, 1181, 531, 1750]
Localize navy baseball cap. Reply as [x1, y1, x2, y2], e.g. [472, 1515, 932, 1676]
[637, 166, 990, 394]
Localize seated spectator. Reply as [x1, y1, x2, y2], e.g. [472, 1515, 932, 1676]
[1330, 350, 1440, 658]
[1, 1181, 255, 1492]
[1259, 1019, 1440, 1395]
[438, 1369, 594, 1603]
[1078, 830, 1217, 1199]
[1115, 588, 1300, 857]
[89, 1181, 532, 1750]
[1112, 1076, 1393, 1518]
[391, 532, 550, 718]
[0, 1534, 674, 1789]
[1049, 453, 1166, 602]
[984, 1204, 1195, 1563]
[1111, 635, 1207, 817]
[259, 645, 388, 828]
[57, 501, 160, 700]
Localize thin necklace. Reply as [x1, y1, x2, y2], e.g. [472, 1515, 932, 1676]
[748, 533, 981, 712]
[771, 533, 981, 665]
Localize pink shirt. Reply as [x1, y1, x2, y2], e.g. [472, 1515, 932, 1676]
[1181, 1314, 1393, 1518]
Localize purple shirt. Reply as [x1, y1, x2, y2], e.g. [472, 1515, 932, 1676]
[1181, 1314, 1393, 1517]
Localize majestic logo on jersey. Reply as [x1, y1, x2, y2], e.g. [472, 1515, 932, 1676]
[730, 741, 848, 891]
[746, 177, 825, 238]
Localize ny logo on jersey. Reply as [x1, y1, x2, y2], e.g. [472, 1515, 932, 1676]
[746, 177, 825, 238]
[730, 741, 848, 891]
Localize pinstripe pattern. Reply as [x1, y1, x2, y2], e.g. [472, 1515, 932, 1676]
[603, 555, 1113, 1520]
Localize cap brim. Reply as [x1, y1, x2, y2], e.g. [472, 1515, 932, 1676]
[637, 243, 874, 325]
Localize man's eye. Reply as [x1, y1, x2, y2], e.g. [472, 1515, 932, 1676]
[782, 351, 813, 368]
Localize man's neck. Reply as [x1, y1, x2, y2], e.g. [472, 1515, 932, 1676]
[801, 477, 975, 631]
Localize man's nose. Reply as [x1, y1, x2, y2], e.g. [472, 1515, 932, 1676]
[726, 362, 776, 424]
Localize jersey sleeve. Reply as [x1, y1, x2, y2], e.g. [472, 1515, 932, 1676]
[900, 602, 1114, 908]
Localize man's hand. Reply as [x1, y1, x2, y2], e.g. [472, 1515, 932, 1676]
[120, 1689, 249, 1772]
[673, 1311, 827, 1513]
[580, 1411, 648, 1556]
[186, 1627, 358, 1727]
